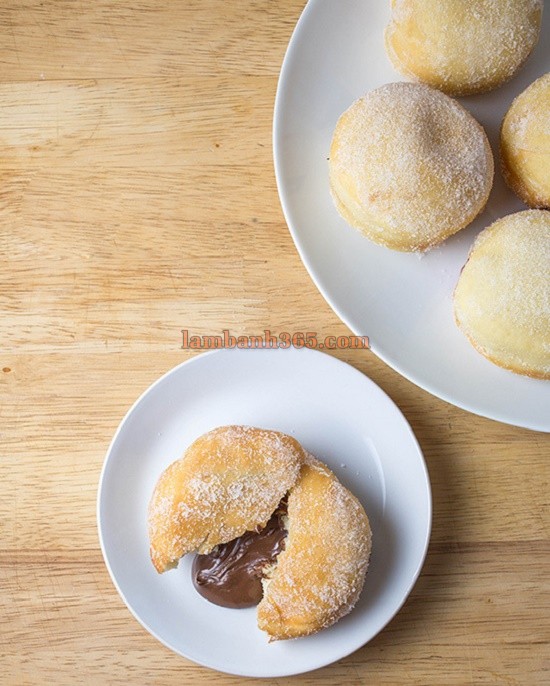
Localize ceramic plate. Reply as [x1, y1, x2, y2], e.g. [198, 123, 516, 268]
[97, 348, 431, 677]
[273, 0, 550, 432]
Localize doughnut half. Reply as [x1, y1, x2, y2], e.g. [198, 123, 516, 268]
[258, 455, 372, 641]
[454, 210, 550, 379]
[329, 82, 493, 252]
[501, 73, 550, 209]
[148, 426, 304, 573]
[385, 0, 543, 96]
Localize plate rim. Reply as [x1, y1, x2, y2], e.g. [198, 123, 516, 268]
[97, 347, 432, 677]
[272, 0, 550, 434]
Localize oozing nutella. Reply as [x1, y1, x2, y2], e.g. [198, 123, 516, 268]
[192, 502, 287, 608]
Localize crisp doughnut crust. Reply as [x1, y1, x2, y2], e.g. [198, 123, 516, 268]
[385, 0, 542, 96]
[148, 426, 304, 573]
[454, 210, 550, 379]
[501, 73, 550, 209]
[329, 82, 493, 252]
[257, 455, 372, 641]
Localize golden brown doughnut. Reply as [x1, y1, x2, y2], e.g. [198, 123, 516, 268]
[258, 455, 372, 641]
[385, 0, 543, 96]
[148, 425, 304, 573]
[148, 427, 372, 640]
[501, 73, 550, 209]
[454, 210, 550, 379]
[329, 82, 493, 252]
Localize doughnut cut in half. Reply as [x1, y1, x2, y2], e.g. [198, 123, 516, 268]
[148, 425, 305, 573]
[258, 455, 372, 640]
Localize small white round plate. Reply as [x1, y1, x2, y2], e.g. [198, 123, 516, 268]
[273, 0, 550, 432]
[98, 348, 431, 677]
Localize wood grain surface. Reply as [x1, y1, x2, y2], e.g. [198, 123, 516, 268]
[1, 1, 548, 684]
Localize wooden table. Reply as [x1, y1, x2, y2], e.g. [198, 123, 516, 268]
[1, 2, 548, 683]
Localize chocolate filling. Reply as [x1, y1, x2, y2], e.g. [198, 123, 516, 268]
[192, 500, 287, 608]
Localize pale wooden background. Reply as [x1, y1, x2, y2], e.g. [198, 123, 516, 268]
[1, 1, 548, 684]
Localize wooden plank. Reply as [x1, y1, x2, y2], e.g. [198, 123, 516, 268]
[0, 0, 300, 79]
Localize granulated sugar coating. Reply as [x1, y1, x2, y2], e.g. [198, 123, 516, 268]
[258, 454, 372, 641]
[148, 426, 304, 573]
[148, 429, 373, 640]
[454, 210, 550, 379]
[501, 73, 550, 209]
[385, 0, 542, 96]
[329, 82, 494, 252]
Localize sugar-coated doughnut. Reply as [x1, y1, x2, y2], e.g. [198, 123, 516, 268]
[258, 455, 372, 641]
[329, 82, 493, 252]
[148, 427, 372, 640]
[385, 0, 543, 96]
[501, 73, 550, 209]
[454, 210, 550, 379]
[148, 425, 304, 573]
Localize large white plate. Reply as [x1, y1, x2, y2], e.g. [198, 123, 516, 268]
[274, 0, 550, 432]
[97, 348, 431, 677]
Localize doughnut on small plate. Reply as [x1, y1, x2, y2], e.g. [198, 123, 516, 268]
[274, 0, 550, 432]
[97, 348, 431, 677]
